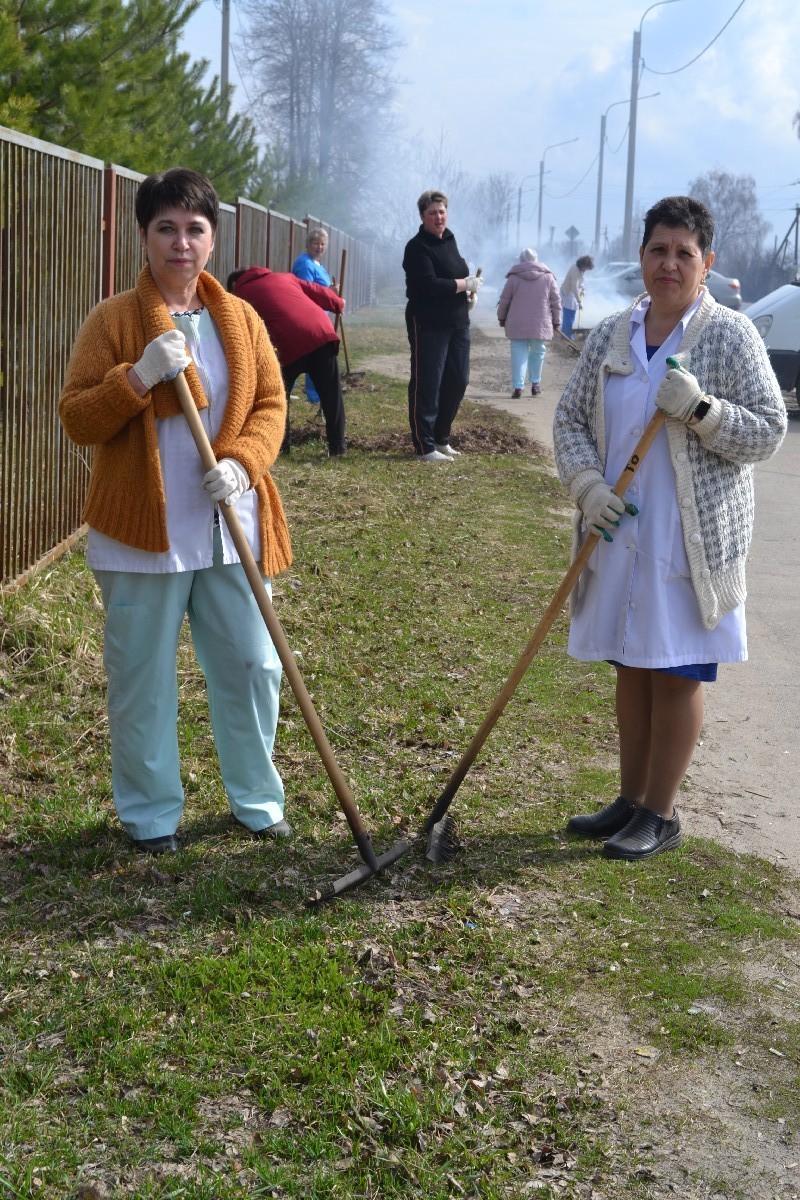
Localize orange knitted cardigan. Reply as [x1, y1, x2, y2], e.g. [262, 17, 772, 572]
[59, 266, 292, 577]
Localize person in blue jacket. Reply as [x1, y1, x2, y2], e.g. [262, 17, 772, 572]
[403, 190, 483, 461]
[292, 228, 334, 405]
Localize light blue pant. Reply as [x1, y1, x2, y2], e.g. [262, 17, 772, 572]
[94, 533, 284, 841]
[304, 375, 320, 404]
[510, 339, 547, 389]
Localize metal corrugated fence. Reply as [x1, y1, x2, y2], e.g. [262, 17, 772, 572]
[0, 125, 374, 589]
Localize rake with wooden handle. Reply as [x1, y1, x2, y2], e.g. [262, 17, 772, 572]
[172, 370, 410, 899]
[334, 248, 353, 377]
[423, 406, 667, 863]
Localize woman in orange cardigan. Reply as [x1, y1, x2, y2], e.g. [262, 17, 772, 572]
[59, 167, 293, 855]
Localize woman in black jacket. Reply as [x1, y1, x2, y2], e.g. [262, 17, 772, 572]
[402, 190, 483, 461]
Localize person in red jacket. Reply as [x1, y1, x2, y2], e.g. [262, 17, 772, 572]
[228, 266, 347, 456]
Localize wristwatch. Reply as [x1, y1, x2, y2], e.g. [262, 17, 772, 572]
[693, 398, 711, 421]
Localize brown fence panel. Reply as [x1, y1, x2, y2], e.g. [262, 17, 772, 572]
[109, 165, 145, 295]
[209, 203, 236, 288]
[235, 199, 268, 271]
[287, 219, 305, 272]
[0, 127, 103, 588]
[266, 210, 292, 273]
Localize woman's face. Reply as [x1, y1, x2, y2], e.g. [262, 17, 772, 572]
[421, 202, 448, 238]
[308, 234, 328, 261]
[139, 208, 215, 293]
[640, 222, 714, 315]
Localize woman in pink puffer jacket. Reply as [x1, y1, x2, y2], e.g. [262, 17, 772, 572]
[497, 249, 562, 397]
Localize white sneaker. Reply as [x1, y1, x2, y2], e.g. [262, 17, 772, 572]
[416, 449, 453, 462]
[435, 443, 461, 456]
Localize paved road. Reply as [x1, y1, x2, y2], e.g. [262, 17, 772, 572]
[468, 302, 800, 872]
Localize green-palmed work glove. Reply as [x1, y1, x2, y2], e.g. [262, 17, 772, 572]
[655, 365, 706, 423]
[576, 472, 627, 539]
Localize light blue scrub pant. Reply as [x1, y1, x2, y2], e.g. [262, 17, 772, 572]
[94, 534, 284, 841]
[510, 338, 547, 389]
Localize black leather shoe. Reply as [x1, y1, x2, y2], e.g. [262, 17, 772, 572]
[602, 808, 682, 861]
[134, 834, 178, 855]
[252, 819, 294, 840]
[566, 795, 637, 839]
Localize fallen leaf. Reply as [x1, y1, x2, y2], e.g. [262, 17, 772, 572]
[634, 1046, 658, 1059]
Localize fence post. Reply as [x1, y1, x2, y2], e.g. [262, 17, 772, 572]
[102, 165, 117, 299]
[235, 199, 243, 269]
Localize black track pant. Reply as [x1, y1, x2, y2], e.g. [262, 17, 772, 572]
[406, 315, 470, 454]
[282, 341, 346, 456]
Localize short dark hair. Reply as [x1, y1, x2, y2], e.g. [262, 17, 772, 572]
[417, 189, 448, 216]
[227, 268, 247, 292]
[576, 255, 595, 271]
[641, 195, 714, 255]
[135, 167, 219, 232]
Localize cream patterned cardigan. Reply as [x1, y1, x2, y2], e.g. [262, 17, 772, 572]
[552, 290, 787, 629]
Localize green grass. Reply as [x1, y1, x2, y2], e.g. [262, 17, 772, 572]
[0, 315, 798, 1198]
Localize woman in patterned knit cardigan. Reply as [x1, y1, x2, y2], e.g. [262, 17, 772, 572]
[59, 168, 293, 856]
[553, 195, 786, 862]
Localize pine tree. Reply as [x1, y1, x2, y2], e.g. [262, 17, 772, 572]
[0, 0, 258, 200]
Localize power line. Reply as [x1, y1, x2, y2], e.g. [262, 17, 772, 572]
[644, 0, 747, 76]
[545, 153, 601, 200]
[607, 123, 630, 156]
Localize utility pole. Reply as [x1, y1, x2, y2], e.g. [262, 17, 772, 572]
[221, 0, 231, 110]
[594, 112, 607, 257]
[538, 138, 578, 248]
[597, 92, 658, 257]
[622, 28, 641, 261]
[623, 2, 680, 257]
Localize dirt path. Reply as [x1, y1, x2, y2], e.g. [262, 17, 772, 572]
[363, 307, 800, 875]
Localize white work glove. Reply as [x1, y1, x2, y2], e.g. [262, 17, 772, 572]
[202, 458, 249, 506]
[133, 330, 191, 390]
[464, 274, 484, 294]
[576, 473, 627, 538]
[655, 366, 706, 423]
[466, 291, 477, 310]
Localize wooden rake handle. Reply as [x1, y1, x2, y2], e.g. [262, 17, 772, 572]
[172, 371, 379, 870]
[333, 247, 347, 334]
[426, 407, 667, 826]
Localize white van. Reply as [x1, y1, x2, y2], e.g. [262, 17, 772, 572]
[745, 282, 800, 401]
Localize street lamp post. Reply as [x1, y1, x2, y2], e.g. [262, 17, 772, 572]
[622, 0, 682, 258]
[537, 138, 579, 248]
[516, 174, 539, 246]
[595, 92, 659, 256]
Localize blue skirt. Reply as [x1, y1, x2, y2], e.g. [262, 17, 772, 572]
[608, 659, 718, 682]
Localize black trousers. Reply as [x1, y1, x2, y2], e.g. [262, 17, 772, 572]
[282, 341, 346, 455]
[406, 315, 470, 455]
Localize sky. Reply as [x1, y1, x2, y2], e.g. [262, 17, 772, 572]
[181, 0, 800, 268]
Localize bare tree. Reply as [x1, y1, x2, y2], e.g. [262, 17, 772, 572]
[239, 0, 397, 222]
[686, 169, 769, 271]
